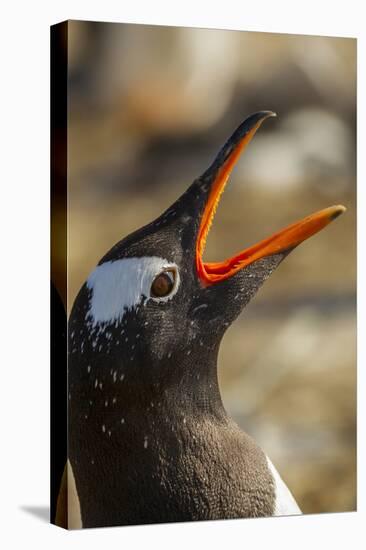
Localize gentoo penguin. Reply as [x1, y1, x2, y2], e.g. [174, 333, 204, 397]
[66, 111, 345, 528]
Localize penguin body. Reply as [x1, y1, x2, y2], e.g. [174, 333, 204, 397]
[67, 112, 343, 528]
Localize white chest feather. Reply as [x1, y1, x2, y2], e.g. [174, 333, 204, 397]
[266, 456, 302, 516]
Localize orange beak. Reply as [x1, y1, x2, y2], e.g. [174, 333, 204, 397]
[196, 112, 346, 285]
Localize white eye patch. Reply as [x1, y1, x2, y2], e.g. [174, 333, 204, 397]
[86, 257, 180, 326]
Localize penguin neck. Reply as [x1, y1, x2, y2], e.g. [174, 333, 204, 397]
[121, 339, 227, 422]
[155, 344, 226, 420]
[69, 337, 228, 440]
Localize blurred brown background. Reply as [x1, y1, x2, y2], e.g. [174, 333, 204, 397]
[65, 21, 356, 514]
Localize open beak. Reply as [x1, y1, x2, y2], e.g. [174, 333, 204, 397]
[196, 111, 346, 285]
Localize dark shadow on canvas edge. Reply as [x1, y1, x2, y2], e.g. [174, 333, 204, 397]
[20, 505, 50, 523]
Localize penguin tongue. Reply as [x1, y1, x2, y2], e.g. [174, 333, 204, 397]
[195, 112, 346, 286]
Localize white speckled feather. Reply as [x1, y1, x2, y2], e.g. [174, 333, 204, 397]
[266, 456, 302, 516]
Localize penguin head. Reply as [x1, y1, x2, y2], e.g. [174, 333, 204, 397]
[69, 112, 345, 386]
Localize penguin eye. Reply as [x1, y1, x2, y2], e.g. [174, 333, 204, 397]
[151, 269, 176, 298]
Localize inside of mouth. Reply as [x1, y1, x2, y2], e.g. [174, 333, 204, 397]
[195, 123, 264, 284]
[195, 177, 269, 284]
